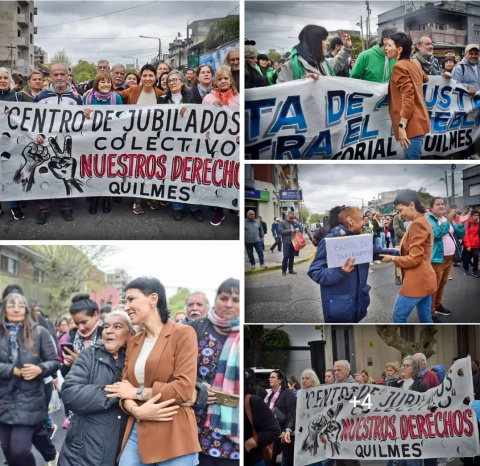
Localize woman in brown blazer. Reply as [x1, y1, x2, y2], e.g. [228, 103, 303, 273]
[104, 276, 200, 465]
[380, 189, 436, 323]
[385, 32, 430, 160]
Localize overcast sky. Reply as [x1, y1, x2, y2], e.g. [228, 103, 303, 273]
[35, 1, 238, 66]
[300, 164, 472, 214]
[95, 243, 241, 304]
[245, 1, 402, 54]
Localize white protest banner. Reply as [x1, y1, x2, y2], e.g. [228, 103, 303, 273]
[0, 102, 239, 209]
[294, 357, 479, 465]
[325, 234, 373, 268]
[245, 76, 480, 160]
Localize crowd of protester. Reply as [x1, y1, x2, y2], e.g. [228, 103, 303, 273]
[0, 49, 240, 226]
[245, 27, 480, 159]
[0, 278, 239, 466]
[245, 354, 480, 466]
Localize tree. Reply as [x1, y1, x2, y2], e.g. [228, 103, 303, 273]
[50, 50, 73, 68]
[261, 328, 291, 371]
[376, 325, 437, 359]
[351, 35, 364, 59]
[309, 213, 323, 223]
[267, 51, 282, 63]
[72, 60, 97, 82]
[203, 16, 240, 52]
[301, 206, 311, 224]
[244, 325, 264, 367]
[168, 288, 191, 313]
[416, 190, 435, 209]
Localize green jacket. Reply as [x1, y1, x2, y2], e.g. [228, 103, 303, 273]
[350, 44, 395, 83]
[426, 212, 465, 263]
[255, 65, 277, 85]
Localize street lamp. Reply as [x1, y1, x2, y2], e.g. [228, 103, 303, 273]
[139, 35, 162, 64]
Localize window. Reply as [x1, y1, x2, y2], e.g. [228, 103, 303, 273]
[34, 267, 46, 285]
[1, 255, 19, 276]
[469, 183, 480, 196]
[30, 12, 33, 23]
[18, 29, 21, 37]
[475, 25, 480, 37]
[30, 34, 33, 44]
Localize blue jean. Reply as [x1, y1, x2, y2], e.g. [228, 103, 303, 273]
[392, 294, 433, 323]
[374, 236, 382, 247]
[403, 135, 424, 160]
[381, 231, 386, 248]
[172, 203, 200, 212]
[282, 242, 295, 272]
[119, 421, 199, 466]
[245, 241, 264, 266]
[10, 201, 20, 208]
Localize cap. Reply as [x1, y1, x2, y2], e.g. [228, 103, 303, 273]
[275, 217, 280, 221]
[465, 44, 480, 53]
[245, 45, 257, 58]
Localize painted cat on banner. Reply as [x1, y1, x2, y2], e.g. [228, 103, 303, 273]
[294, 357, 479, 465]
[0, 102, 240, 208]
[245, 77, 480, 160]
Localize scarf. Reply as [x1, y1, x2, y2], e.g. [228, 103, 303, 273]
[291, 44, 335, 80]
[73, 321, 100, 351]
[210, 88, 235, 106]
[85, 90, 118, 105]
[5, 323, 23, 365]
[265, 386, 282, 410]
[205, 308, 240, 441]
[413, 52, 441, 75]
[197, 84, 212, 100]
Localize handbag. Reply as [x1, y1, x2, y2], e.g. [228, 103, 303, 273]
[291, 232, 306, 251]
[448, 232, 462, 263]
[245, 395, 274, 461]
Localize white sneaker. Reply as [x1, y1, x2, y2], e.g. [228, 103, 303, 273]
[260, 264, 267, 268]
[251, 264, 256, 270]
[374, 260, 382, 264]
[369, 262, 374, 265]
[45, 451, 59, 466]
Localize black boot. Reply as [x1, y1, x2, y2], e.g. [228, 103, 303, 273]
[89, 198, 98, 214]
[102, 197, 111, 213]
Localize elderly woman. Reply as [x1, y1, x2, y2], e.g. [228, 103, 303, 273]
[158, 70, 203, 223]
[59, 311, 137, 466]
[0, 293, 60, 466]
[188, 278, 240, 466]
[104, 277, 200, 465]
[308, 205, 398, 323]
[380, 190, 438, 323]
[83, 71, 123, 215]
[426, 197, 468, 321]
[392, 356, 428, 393]
[192, 64, 214, 103]
[301, 369, 321, 389]
[383, 361, 401, 386]
[385, 32, 430, 159]
[202, 65, 239, 107]
[277, 26, 352, 82]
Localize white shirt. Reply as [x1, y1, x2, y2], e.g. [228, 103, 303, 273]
[134, 337, 158, 385]
[136, 90, 157, 105]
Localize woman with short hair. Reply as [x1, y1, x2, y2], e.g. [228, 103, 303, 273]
[301, 369, 321, 388]
[192, 64, 214, 103]
[202, 65, 239, 107]
[385, 32, 430, 159]
[383, 361, 401, 386]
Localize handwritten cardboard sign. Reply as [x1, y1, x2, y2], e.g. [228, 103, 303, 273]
[325, 234, 373, 268]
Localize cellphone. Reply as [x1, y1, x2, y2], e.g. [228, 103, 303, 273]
[61, 342, 75, 353]
[211, 390, 239, 408]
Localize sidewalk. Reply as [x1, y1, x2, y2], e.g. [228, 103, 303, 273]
[245, 238, 317, 275]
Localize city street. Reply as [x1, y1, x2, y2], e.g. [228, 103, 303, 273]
[246, 243, 480, 323]
[0, 201, 239, 240]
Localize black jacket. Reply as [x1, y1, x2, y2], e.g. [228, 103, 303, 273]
[0, 323, 60, 426]
[157, 87, 196, 105]
[0, 89, 25, 102]
[190, 85, 208, 104]
[265, 388, 296, 432]
[59, 344, 128, 466]
[245, 394, 281, 466]
[391, 377, 428, 392]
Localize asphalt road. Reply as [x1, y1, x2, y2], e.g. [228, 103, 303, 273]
[245, 258, 480, 324]
[0, 200, 239, 240]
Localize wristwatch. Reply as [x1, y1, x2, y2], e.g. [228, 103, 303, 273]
[398, 122, 407, 129]
[136, 386, 145, 400]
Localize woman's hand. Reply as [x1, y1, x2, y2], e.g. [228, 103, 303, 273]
[304, 73, 319, 80]
[105, 379, 137, 399]
[447, 208, 456, 223]
[180, 107, 188, 116]
[133, 393, 179, 422]
[12, 367, 22, 377]
[459, 212, 471, 226]
[37, 134, 45, 145]
[398, 128, 411, 150]
[83, 108, 92, 119]
[341, 257, 356, 273]
[63, 347, 79, 367]
[380, 254, 394, 263]
[20, 364, 43, 380]
[212, 101, 223, 107]
[245, 437, 258, 452]
[284, 431, 292, 443]
[202, 382, 217, 405]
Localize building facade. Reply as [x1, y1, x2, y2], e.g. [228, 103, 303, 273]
[0, 1, 36, 75]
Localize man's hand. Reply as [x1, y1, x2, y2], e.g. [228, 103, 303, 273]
[63, 347, 79, 367]
[341, 257, 356, 274]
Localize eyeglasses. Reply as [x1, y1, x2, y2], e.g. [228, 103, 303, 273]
[6, 304, 26, 309]
[401, 364, 412, 368]
[269, 376, 278, 379]
[168, 78, 179, 84]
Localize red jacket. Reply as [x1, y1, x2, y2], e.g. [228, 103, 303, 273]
[463, 219, 480, 249]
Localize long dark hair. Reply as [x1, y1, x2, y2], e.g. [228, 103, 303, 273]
[394, 189, 425, 213]
[124, 277, 169, 324]
[299, 24, 328, 62]
[0, 293, 37, 355]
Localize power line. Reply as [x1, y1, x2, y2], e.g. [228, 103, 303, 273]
[37, 1, 159, 29]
